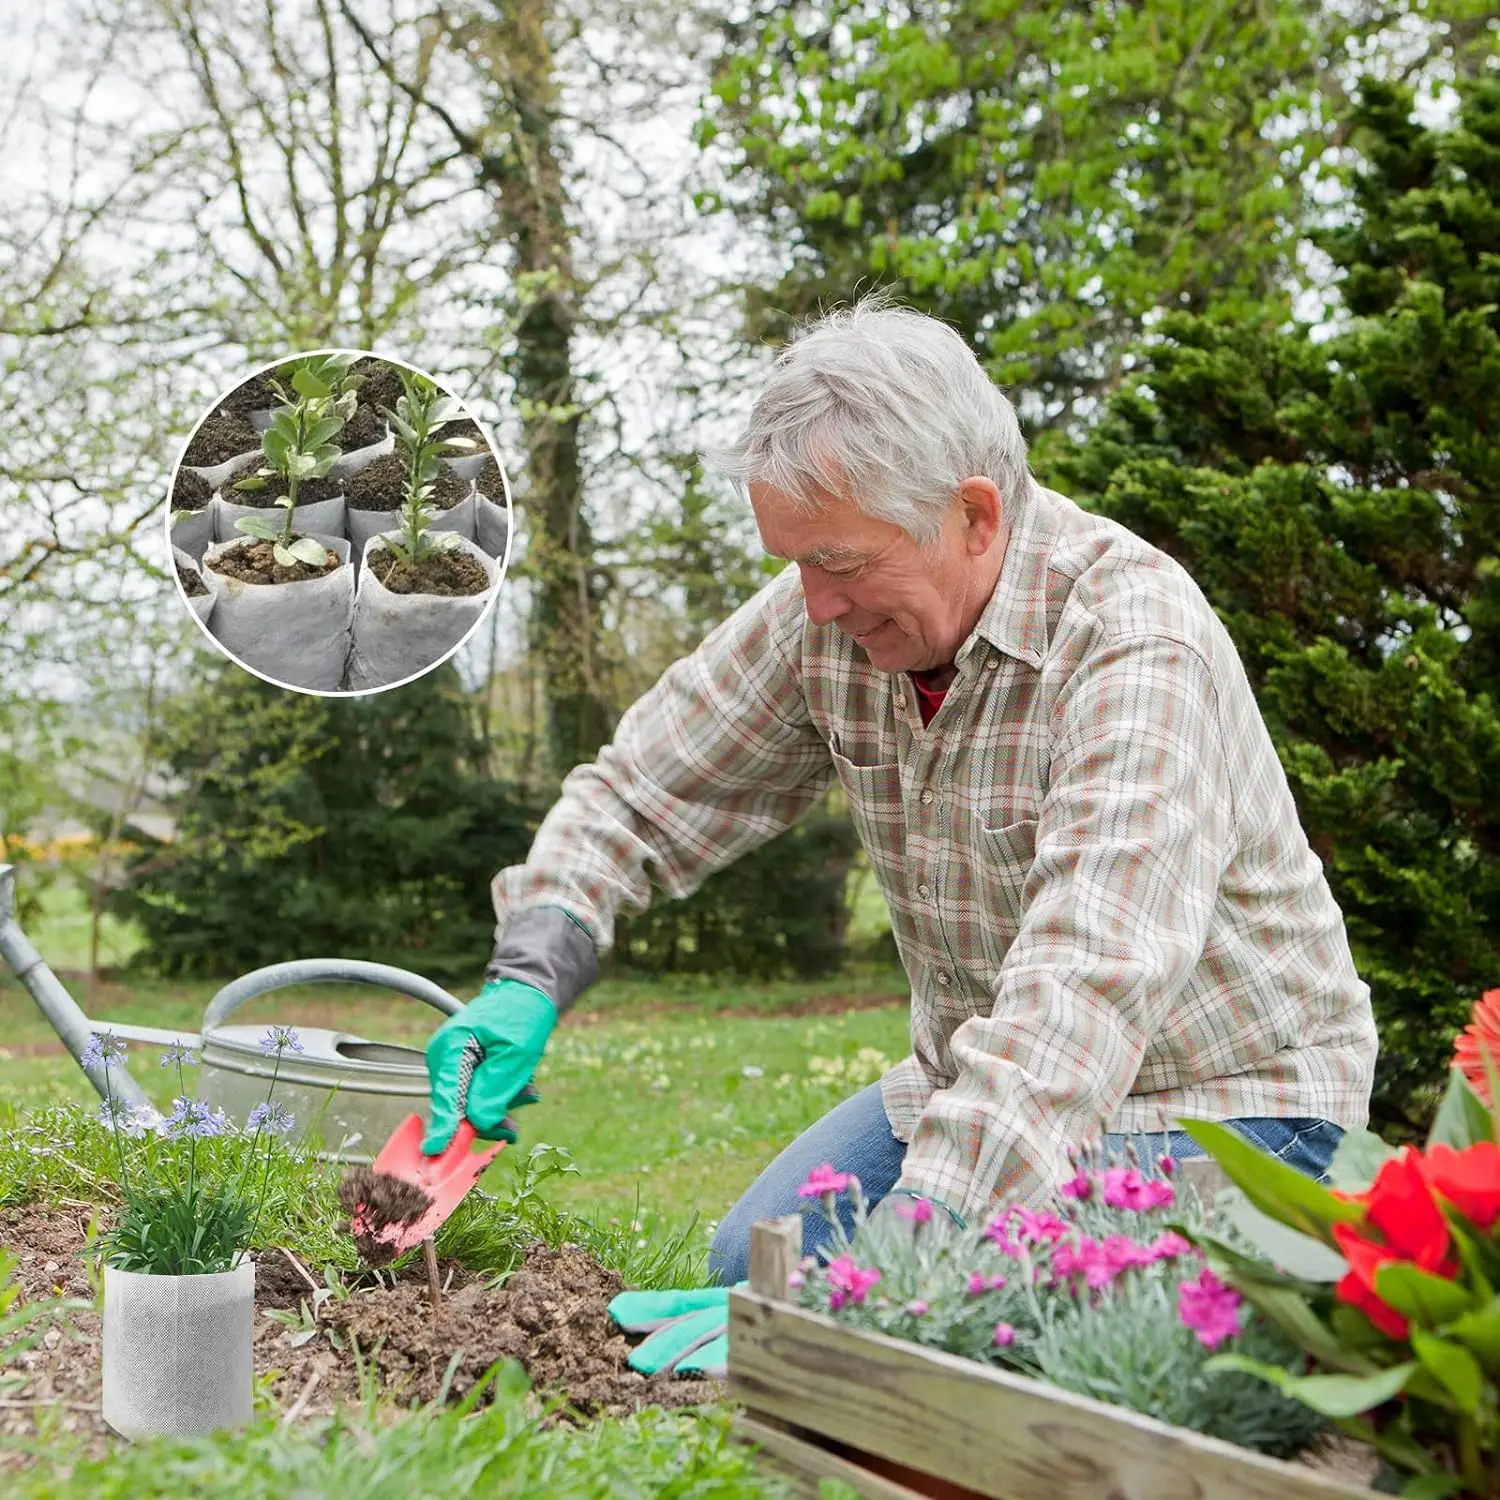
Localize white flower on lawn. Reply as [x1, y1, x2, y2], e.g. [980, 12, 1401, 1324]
[741, 1064, 764, 1079]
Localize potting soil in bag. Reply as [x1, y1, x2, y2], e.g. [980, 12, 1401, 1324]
[101, 1261, 254, 1440]
[215, 492, 347, 547]
[347, 534, 500, 691]
[327, 430, 394, 482]
[202, 533, 355, 692]
[172, 545, 215, 626]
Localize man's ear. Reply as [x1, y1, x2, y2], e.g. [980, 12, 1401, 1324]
[957, 476, 1004, 555]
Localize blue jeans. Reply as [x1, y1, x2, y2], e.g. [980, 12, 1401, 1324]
[706, 1080, 1343, 1285]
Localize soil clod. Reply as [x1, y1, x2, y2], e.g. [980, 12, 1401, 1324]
[170, 467, 213, 512]
[208, 538, 341, 586]
[474, 456, 507, 502]
[345, 452, 469, 512]
[176, 560, 208, 597]
[369, 545, 490, 597]
[340, 404, 387, 449]
[336, 1166, 432, 1267]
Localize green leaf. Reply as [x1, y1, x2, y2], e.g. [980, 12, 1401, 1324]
[444, 436, 478, 449]
[1205, 1355, 1416, 1417]
[291, 367, 331, 400]
[429, 397, 466, 425]
[1400, 1478, 1466, 1499]
[234, 516, 279, 541]
[272, 542, 297, 569]
[262, 428, 292, 468]
[1443, 1295, 1500, 1372]
[1373, 1263, 1473, 1325]
[287, 452, 318, 478]
[1326, 1129, 1398, 1194]
[232, 475, 268, 493]
[305, 416, 344, 449]
[285, 537, 331, 567]
[1429, 1068, 1495, 1150]
[1180, 1118, 1364, 1242]
[1218, 1189, 1348, 1281]
[1192, 1231, 1329, 1291]
[1409, 1329, 1482, 1412]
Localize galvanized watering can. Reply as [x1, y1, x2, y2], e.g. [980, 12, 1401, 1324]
[0, 863, 461, 1162]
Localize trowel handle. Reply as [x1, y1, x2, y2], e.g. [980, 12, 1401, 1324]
[203, 959, 465, 1034]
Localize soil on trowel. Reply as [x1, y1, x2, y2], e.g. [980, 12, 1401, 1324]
[0, 1201, 719, 1469]
[208, 538, 341, 586]
[350, 357, 404, 415]
[176, 559, 209, 597]
[170, 467, 213, 512]
[223, 471, 343, 509]
[474, 456, 507, 502]
[183, 410, 260, 468]
[340, 403, 387, 449]
[345, 452, 468, 512]
[335, 1167, 431, 1267]
[369, 545, 489, 597]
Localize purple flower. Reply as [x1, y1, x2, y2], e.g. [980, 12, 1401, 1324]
[1013, 1208, 1069, 1245]
[786, 1271, 805, 1289]
[259, 1025, 303, 1056]
[247, 1100, 296, 1136]
[798, 1163, 857, 1198]
[159, 1042, 199, 1068]
[96, 1098, 159, 1138]
[1157, 1154, 1177, 1177]
[993, 1322, 1016, 1348]
[904, 1299, 929, 1317]
[1059, 1169, 1094, 1201]
[162, 1096, 229, 1139]
[1178, 1268, 1244, 1349]
[80, 1032, 126, 1071]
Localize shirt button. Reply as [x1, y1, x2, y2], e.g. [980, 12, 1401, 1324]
[919, 789, 934, 806]
[917, 882, 932, 900]
[936, 971, 952, 987]
[894, 692, 907, 709]
[985, 657, 1000, 670]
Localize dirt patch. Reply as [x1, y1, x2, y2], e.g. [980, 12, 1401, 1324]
[170, 467, 213, 511]
[176, 559, 209, 598]
[218, 374, 278, 418]
[223, 471, 342, 509]
[350, 358, 404, 414]
[345, 452, 468, 512]
[0, 1201, 719, 1467]
[183, 411, 260, 468]
[340, 404, 387, 449]
[475, 456, 507, 501]
[208, 538, 342, 586]
[368, 545, 489, 597]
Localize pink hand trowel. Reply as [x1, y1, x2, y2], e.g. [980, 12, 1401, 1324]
[338, 1113, 503, 1311]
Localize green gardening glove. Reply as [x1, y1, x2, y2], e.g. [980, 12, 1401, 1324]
[608, 1286, 745, 1378]
[422, 978, 556, 1155]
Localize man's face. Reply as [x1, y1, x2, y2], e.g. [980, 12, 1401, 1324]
[750, 478, 1007, 673]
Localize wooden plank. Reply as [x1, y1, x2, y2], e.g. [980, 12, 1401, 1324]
[1177, 1155, 1233, 1206]
[736, 1413, 932, 1500]
[729, 1290, 1378, 1500]
[748, 1215, 802, 1299]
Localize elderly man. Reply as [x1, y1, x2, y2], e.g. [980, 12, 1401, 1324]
[421, 299, 1377, 1363]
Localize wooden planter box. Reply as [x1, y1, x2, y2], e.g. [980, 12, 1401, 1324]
[728, 1203, 1382, 1500]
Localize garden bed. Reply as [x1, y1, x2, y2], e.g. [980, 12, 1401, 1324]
[1, 1199, 720, 1467]
[729, 1217, 1382, 1500]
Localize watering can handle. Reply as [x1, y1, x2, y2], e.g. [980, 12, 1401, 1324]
[202, 959, 465, 1034]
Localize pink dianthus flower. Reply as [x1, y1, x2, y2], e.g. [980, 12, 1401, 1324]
[1178, 1268, 1243, 1349]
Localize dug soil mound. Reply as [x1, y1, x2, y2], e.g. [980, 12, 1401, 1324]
[0, 1200, 719, 1467]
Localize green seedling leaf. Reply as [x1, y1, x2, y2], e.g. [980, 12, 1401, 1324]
[1180, 1118, 1365, 1242]
[387, 412, 419, 448]
[1427, 1068, 1495, 1150]
[1205, 1355, 1416, 1418]
[1374, 1263, 1474, 1325]
[232, 474, 269, 493]
[287, 452, 319, 478]
[429, 397, 466, 424]
[275, 496, 293, 511]
[1218, 1189, 1348, 1281]
[1326, 1128, 1398, 1194]
[235, 516, 280, 541]
[1409, 1329, 1482, 1412]
[292, 367, 331, 400]
[285, 537, 331, 567]
[444, 435, 478, 449]
[306, 416, 344, 449]
[262, 428, 292, 469]
[434, 532, 464, 551]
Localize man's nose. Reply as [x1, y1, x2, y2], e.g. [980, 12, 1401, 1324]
[799, 565, 850, 627]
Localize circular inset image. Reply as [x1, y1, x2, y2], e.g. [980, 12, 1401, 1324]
[167, 350, 513, 695]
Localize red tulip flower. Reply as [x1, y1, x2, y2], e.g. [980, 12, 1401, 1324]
[1423, 1141, 1500, 1230]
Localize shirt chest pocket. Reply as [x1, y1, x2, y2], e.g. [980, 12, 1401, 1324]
[974, 817, 1040, 946]
[829, 748, 906, 882]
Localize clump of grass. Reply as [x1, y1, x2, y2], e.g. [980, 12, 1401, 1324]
[6, 1362, 785, 1498]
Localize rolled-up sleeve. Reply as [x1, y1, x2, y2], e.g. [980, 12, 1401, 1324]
[493, 569, 834, 952]
[896, 630, 1239, 1219]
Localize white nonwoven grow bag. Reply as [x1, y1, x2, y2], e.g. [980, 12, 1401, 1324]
[202, 533, 355, 692]
[346, 533, 499, 691]
[476, 496, 510, 560]
[214, 491, 347, 547]
[101, 1260, 254, 1440]
[168, 501, 218, 563]
[173, 545, 215, 626]
[346, 489, 477, 559]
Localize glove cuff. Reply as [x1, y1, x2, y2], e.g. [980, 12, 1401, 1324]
[484, 905, 598, 1014]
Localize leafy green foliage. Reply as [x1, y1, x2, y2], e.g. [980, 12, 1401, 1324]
[1063, 78, 1500, 1134]
[702, 0, 1357, 455]
[107, 665, 538, 980]
[379, 368, 473, 568]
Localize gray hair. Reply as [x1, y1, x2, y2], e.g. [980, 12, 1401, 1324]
[705, 294, 1035, 546]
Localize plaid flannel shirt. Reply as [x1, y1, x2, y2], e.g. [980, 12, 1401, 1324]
[494, 485, 1378, 1219]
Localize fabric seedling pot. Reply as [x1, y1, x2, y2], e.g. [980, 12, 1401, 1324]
[246, 406, 277, 433]
[202, 533, 355, 691]
[476, 496, 511, 560]
[442, 451, 490, 482]
[215, 492, 347, 547]
[186, 451, 262, 493]
[168, 500, 218, 563]
[101, 1260, 254, 1440]
[347, 533, 499, 691]
[347, 488, 477, 562]
[326, 429, 394, 481]
[173, 545, 215, 626]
